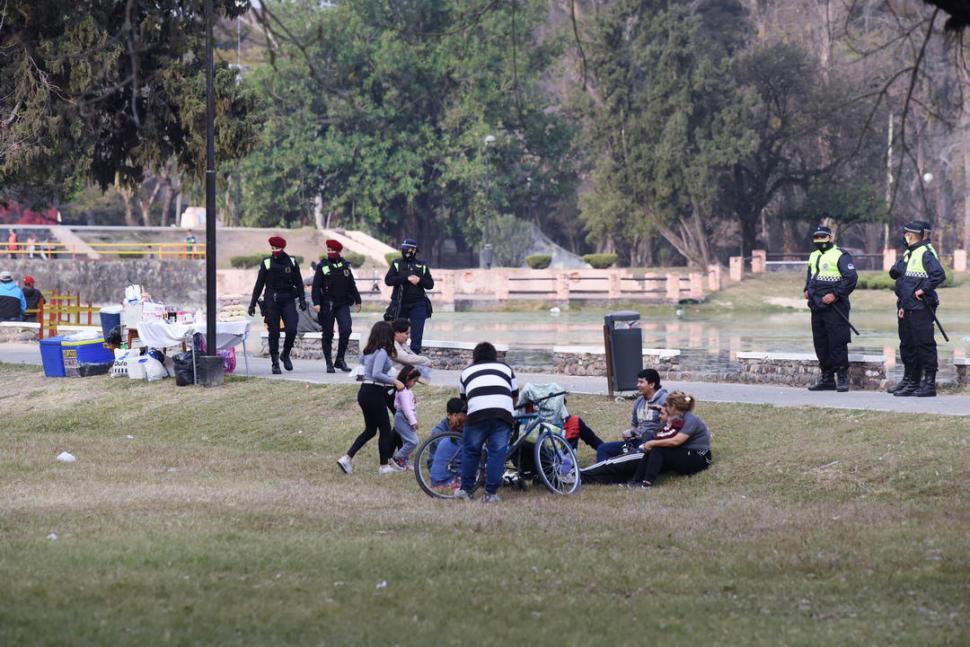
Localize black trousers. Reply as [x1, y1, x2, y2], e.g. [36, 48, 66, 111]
[632, 447, 712, 484]
[265, 292, 298, 357]
[811, 306, 850, 373]
[320, 302, 353, 348]
[348, 384, 395, 465]
[566, 417, 604, 451]
[899, 308, 937, 374]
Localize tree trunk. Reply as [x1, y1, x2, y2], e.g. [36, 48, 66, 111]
[159, 182, 175, 228]
[138, 178, 162, 227]
[962, 93, 970, 251]
[313, 194, 325, 230]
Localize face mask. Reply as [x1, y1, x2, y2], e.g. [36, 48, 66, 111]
[271, 249, 282, 257]
[814, 241, 832, 252]
[402, 249, 416, 261]
[327, 252, 339, 260]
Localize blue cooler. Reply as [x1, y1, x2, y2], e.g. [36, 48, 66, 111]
[61, 337, 114, 377]
[99, 306, 123, 340]
[40, 336, 67, 377]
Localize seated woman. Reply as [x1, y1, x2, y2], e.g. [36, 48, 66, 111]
[627, 391, 712, 488]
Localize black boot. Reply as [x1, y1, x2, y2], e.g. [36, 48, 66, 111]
[334, 338, 351, 372]
[270, 352, 282, 375]
[888, 371, 914, 394]
[808, 371, 836, 391]
[281, 351, 293, 371]
[894, 370, 921, 397]
[323, 344, 335, 374]
[914, 371, 936, 397]
[835, 369, 849, 392]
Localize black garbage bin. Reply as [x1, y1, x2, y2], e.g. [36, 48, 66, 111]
[604, 311, 643, 395]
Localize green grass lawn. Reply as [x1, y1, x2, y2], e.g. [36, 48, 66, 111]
[1, 363, 968, 645]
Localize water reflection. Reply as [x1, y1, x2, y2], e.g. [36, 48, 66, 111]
[355, 309, 968, 378]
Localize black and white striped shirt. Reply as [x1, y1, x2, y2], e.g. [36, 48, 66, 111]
[459, 361, 519, 425]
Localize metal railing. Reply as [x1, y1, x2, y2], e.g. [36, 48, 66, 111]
[2, 241, 206, 259]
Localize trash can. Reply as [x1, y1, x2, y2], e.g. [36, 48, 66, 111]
[39, 336, 67, 377]
[604, 311, 643, 394]
[99, 306, 123, 340]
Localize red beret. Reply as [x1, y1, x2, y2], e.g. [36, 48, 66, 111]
[23, 275, 35, 286]
[326, 239, 343, 252]
[268, 236, 286, 248]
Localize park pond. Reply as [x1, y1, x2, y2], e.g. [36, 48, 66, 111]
[349, 307, 970, 380]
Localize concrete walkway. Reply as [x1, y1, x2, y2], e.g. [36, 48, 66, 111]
[4, 342, 970, 416]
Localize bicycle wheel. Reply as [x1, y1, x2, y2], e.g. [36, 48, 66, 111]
[533, 432, 581, 495]
[414, 431, 483, 499]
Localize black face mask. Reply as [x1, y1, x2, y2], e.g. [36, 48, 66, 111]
[402, 249, 416, 261]
[814, 241, 832, 252]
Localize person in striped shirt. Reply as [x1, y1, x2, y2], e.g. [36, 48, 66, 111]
[455, 342, 518, 503]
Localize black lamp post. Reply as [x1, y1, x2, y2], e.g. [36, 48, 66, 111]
[201, 0, 224, 386]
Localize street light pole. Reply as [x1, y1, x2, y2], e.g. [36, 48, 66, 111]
[203, 0, 220, 382]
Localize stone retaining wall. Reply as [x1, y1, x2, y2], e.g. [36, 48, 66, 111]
[734, 352, 887, 390]
[258, 333, 681, 376]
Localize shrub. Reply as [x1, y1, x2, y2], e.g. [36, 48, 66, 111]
[385, 252, 401, 266]
[582, 253, 619, 269]
[525, 254, 552, 269]
[855, 272, 894, 290]
[343, 251, 366, 268]
[230, 253, 303, 269]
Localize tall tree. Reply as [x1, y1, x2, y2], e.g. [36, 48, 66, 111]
[579, 0, 755, 267]
[0, 0, 259, 204]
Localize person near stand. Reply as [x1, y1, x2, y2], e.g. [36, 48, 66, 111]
[248, 236, 307, 374]
[804, 225, 858, 392]
[21, 276, 44, 322]
[890, 221, 946, 397]
[0, 270, 26, 321]
[384, 239, 434, 353]
[312, 239, 361, 373]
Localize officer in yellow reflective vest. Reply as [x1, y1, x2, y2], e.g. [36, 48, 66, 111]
[804, 225, 858, 392]
[888, 221, 947, 397]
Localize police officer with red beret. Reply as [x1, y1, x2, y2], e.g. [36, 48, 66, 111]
[248, 236, 307, 374]
[312, 239, 361, 373]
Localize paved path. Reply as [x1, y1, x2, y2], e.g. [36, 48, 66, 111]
[3, 342, 970, 416]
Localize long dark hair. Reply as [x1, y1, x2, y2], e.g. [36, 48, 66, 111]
[362, 321, 396, 357]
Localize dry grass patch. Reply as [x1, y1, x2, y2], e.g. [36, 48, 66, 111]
[1, 363, 969, 646]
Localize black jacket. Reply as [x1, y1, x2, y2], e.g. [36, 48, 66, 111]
[891, 241, 946, 311]
[312, 257, 361, 308]
[384, 256, 434, 307]
[249, 253, 306, 310]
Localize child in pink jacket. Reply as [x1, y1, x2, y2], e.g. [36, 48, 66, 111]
[391, 365, 422, 470]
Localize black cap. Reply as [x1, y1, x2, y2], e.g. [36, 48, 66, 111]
[812, 225, 832, 238]
[903, 220, 923, 233]
[401, 239, 418, 250]
[916, 220, 932, 232]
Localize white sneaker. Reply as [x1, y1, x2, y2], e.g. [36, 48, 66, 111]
[453, 489, 472, 501]
[378, 464, 398, 475]
[337, 455, 353, 474]
[483, 493, 501, 504]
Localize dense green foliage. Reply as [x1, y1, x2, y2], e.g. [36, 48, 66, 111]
[237, 0, 577, 262]
[0, 0, 259, 201]
[525, 254, 552, 269]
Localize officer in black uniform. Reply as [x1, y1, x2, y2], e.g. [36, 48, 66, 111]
[889, 221, 946, 397]
[804, 225, 858, 392]
[248, 236, 307, 374]
[312, 239, 361, 373]
[384, 238, 434, 354]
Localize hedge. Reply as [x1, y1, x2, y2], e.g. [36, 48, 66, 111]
[525, 254, 552, 269]
[320, 250, 366, 268]
[385, 252, 401, 266]
[582, 253, 619, 269]
[855, 268, 955, 290]
[230, 253, 304, 269]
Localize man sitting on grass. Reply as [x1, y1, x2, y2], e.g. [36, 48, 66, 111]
[594, 368, 668, 462]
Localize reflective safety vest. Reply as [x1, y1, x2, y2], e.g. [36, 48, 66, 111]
[808, 247, 844, 283]
[321, 260, 349, 275]
[264, 257, 297, 270]
[904, 246, 930, 279]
